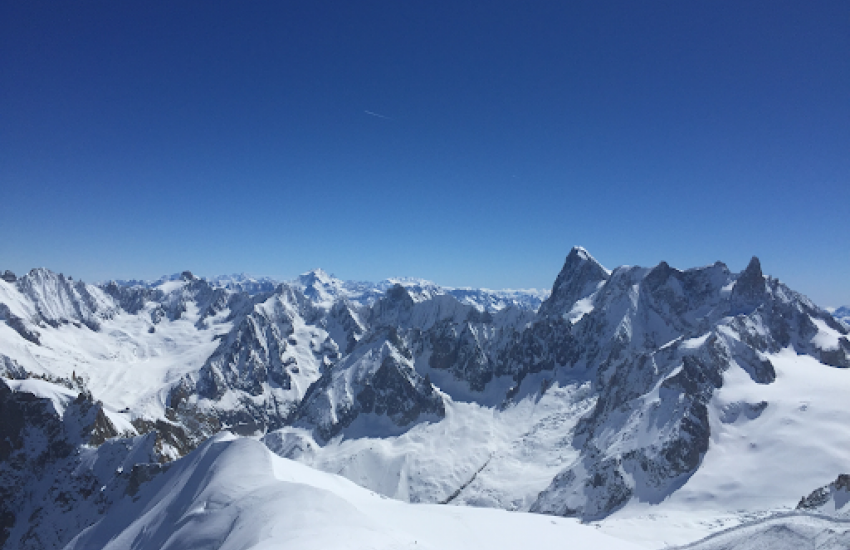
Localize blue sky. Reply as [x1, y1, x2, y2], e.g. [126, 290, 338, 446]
[1, 1, 848, 305]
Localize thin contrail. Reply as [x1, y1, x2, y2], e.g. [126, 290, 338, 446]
[364, 110, 391, 120]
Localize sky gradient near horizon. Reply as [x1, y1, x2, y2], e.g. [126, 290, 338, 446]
[1, 1, 849, 305]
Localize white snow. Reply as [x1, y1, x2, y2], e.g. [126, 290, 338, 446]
[66, 435, 643, 550]
[811, 318, 844, 351]
[6, 378, 78, 416]
[0, 303, 229, 418]
[597, 347, 850, 547]
[566, 296, 595, 324]
[0, 279, 36, 319]
[267, 379, 596, 511]
[671, 513, 850, 550]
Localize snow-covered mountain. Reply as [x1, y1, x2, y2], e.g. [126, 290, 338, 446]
[1, 248, 849, 549]
[0, 376, 162, 549]
[832, 305, 850, 328]
[63, 434, 643, 550]
[105, 269, 550, 312]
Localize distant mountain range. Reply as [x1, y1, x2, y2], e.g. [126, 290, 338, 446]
[1, 249, 849, 549]
[110, 269, 551, 312]
[831, 305, 850, 328]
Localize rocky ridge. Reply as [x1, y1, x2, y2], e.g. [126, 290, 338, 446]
[1, 248, 849, 548]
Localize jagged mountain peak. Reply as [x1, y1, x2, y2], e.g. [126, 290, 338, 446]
[291, 268, 347, 308]
[5, 267, 116, 332]
[4, 249, 850, 547]
[563, 246, 607, 271]
[386, 282, 413, 301]
[729, 255, 768, 313]
[742, 255, 763, 277]
[538, 246, 610, 318]
[297, 267, 334, 285]
[569, 245, 593, 261]
[735, 255, 764, 290]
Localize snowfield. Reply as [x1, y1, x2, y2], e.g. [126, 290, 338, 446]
[265, 376, 596, 510]
[672, 513, 850, 550]
[66, 434, 643, 550]
[0, 302, 228, 418]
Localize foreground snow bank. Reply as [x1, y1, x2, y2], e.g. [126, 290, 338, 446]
[65, 434, 642, 550]
[672, 513, 850, 550]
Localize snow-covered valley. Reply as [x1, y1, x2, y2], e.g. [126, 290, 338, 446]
[1, 250, 849, 549]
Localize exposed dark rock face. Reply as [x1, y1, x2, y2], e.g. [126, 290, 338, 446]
[91, 250, 843, 521]
[0, 354, 27, 379]
[531, 337, 729, 519]
[329, 298, 367, 354]
[184, 284, 347, 432]
[1, 270, 16, 283]
[797, 474, 850, 511]
[101, 281, 162, 314]
[105, 275, 237, 324]
[427, 319, 494, 392]
[131, 415, 212, 462]
[357, 353, 444, 425]
[729, 256, 767, 314]
[0, 379, 161, 550]
[0, 305, 41, 345]
[295, 329, 445, 442]
[538, 247, 609, 319]
[527, 252, 847, 520]
[197, 309, 295, 399]
[498, 317, 577, 383]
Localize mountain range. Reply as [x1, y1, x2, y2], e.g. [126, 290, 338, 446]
[1, 248, 849, 549]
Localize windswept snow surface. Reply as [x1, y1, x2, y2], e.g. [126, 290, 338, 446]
[671, 513, 850, 550]
[66, 435, 642, 550]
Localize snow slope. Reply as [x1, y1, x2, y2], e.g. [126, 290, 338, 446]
[266, 378, 596, 510]
[66, 434, 643, 550]
[266, 346, 850, 547]
[0, 278, 228, 419]
[671, 513, 850, 550]
[596, 347, 850, 547]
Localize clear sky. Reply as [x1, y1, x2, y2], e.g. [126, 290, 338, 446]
[1, 1, 848, 305]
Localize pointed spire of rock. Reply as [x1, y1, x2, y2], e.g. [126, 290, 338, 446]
[730, 256, 767, 312]
[539, 247, 609, 317]
[738, 256, 764, 287]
